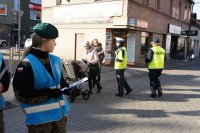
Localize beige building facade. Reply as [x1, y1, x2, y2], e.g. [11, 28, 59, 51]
[42, 0, 193, 67]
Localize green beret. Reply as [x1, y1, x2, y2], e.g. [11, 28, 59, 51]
[33, 23, 58, 39]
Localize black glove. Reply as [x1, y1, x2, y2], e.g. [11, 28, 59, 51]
[82, 59, 88, 64]
[87, 62, 92, 66]
[115, 58, 122, 62]
[47, 89, 63, 98]
[63, 89, 71, 96]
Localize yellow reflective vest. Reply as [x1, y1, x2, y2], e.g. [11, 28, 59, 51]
[148, 46, 165, 69]
[114, 47, 127, 69]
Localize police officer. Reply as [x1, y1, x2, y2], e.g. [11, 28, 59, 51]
[0, 52, 10, 133]
[82, 41, 102, 94]
[13, 23, 70, 133]
[145, 38, 165, 98]
[114, 37, 132, 97]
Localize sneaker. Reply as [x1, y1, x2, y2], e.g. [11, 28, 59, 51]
[115, 93, 124, 97]
[126, 89, 133, 95]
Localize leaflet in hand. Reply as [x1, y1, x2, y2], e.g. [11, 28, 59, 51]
[61, 77, 88, 91]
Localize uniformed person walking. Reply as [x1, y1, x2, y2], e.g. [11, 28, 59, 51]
[0, 52, 10, 133]
[13, 23, 70, 133]
[145, 38, 165, 98]
[114, 37, 132, 97]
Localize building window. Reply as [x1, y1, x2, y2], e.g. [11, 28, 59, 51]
[140, 32, 149, 56]
[30, 10, 41, 21]
[156, 0, 160, 10]
[146, 0, 149, 6]
[0, 4, 7, 16]
[14, 0, 19, 10]
[179, 2, 182, 19]
[170, 0, 173, 15]
[143, 0, 149, 6]
[30, 0, 41, 5]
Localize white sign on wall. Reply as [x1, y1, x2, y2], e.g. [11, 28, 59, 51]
[166, 34, 171, 54]
[127, 33, 135, 62]
[169, 24, 181, 34]
[52, 1, 123, 24]
[105, 32, 112, 60]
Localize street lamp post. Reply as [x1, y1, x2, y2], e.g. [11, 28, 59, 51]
[17, 0, 21, 60]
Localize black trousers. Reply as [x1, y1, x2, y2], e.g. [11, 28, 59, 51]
[148, 69, 163, 90]
[88, 67, 101, 93]
[93, 66, 101, 87]
[116, 69, 132, 95]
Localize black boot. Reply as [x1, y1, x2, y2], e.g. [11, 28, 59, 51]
[97, 85, 102, 93]
[150, 87, 156, 98]
[158, 87, 163, 97]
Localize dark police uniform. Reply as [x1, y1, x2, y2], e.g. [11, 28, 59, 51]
[145, 43, 165, 98]
[114, 39, 132, 97]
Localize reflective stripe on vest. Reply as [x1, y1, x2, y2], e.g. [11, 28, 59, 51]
[148, 46, 165, 69]
[24, 100, 65, 114]
[20, 54, 70, 125]
[0, 53, 4, 109]
[114, 47, 127, 69]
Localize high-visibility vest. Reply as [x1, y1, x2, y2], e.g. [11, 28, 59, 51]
[0, 53, 5, 110]
[114, 47, 127, 69]
[148, 46, 165, 69]
[20, 54, 70, 125]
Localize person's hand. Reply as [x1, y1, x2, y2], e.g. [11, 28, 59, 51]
[48, 89, 63, 98]
[82, 59, 88, 64]
[87, 62, 92, 66]
[0, 83, 4, 93]
[63, 89, 71, 96]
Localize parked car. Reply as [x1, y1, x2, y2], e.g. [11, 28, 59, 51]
[0, 40, 8, 48]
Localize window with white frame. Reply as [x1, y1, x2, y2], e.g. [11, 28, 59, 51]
[30, 10, 41, 20]
[14, 0, 19, 10]
[30, 0, 41, 5]
[0, 4, 7, 15]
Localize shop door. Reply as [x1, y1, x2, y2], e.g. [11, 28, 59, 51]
[170, 36, 178, 58]
[75, 33, 84, 61]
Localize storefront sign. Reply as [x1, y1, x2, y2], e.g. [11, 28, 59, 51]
[137, 20, 148, 29]
[0, 4, 7, 15]
[168, 24, 181, 34]
[30, 0, 41, 5]
[113, 17, 136, 26]
[29, 4, 41, 11]
[181, 30, 198, 36]
[53, 1, 123, 24]
[128, 18, 136, 27]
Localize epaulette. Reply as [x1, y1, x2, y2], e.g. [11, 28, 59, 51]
[21, 59, 31, 68]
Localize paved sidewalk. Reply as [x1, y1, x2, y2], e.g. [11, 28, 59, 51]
[3, 60, 200, 133]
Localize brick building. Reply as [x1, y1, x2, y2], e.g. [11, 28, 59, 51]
[42, 0, 193, 66]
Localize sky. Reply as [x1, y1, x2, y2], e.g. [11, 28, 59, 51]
[193, 0, 200, 19]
